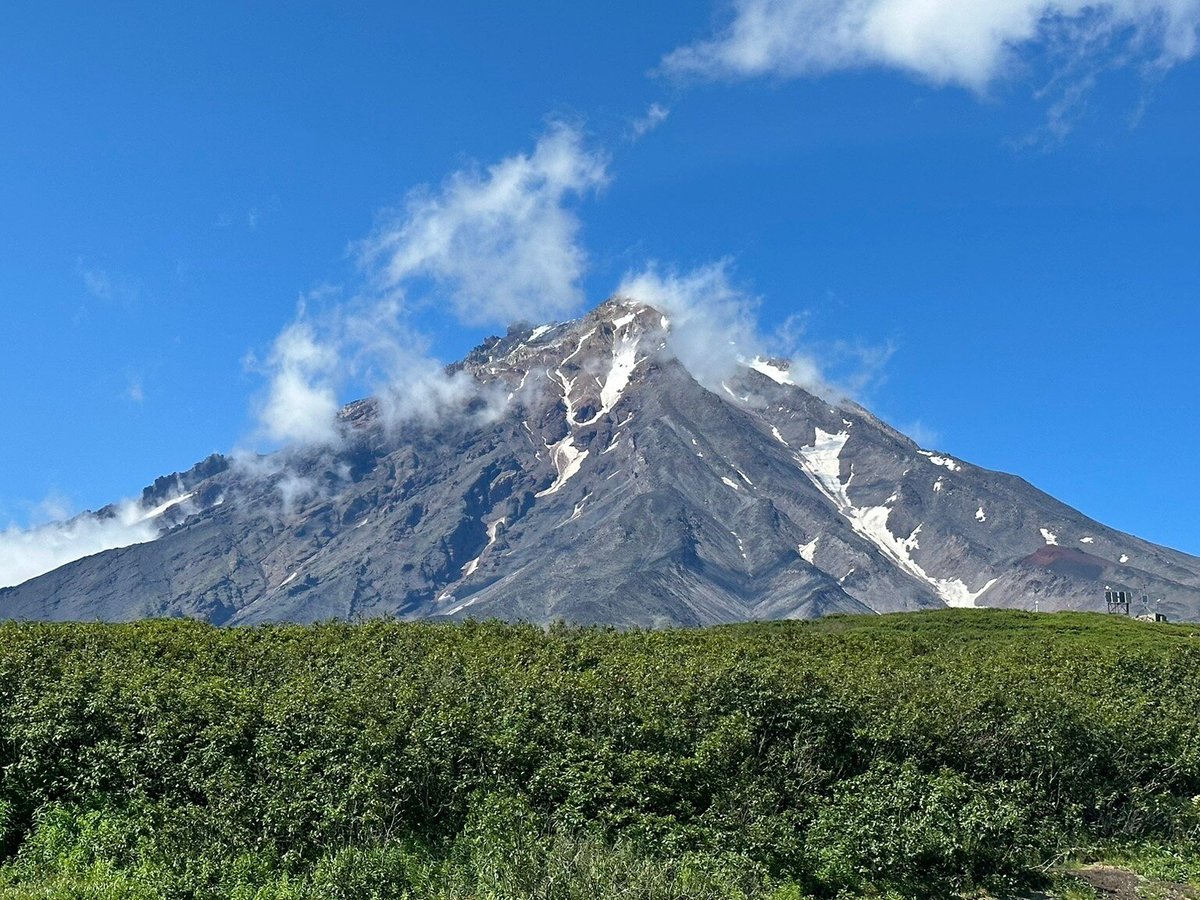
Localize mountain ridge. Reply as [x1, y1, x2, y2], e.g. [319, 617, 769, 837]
[5, 296, 1199, 624]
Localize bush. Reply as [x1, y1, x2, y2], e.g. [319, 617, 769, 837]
[806, 760, 1035, 896]
[0, 610, 1195, 896]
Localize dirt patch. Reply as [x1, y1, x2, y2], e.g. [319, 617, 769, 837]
[1070, 864, 1198, 899]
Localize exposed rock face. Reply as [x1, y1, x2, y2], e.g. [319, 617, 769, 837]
[5, 299, 1200, 624]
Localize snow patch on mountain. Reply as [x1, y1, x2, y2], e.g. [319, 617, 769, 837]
[140, 492, 196, 521]
[939, 576, 999, 608]
[796, 428, 996, 608]
[536, 437, 588, 497]
[611, 311, 638, 329]
[461, 517, 506, 577]
[798, 537, 819, 564]
[748, 357, 794, 385]
[920, 451, 962, 472]
[796, 428, 850, 496]
[563, 497, 589, 525]
[595, 337, 640, 418]
[563, 329, 595, 364]
[731, 531, 747, 559]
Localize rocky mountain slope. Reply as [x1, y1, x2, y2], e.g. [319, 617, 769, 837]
[5, 298, 1199, 624]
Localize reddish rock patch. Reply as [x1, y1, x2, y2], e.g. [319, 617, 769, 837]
[1020, 545, 1107, 581]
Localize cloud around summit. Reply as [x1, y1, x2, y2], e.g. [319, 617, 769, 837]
[252, 123, 609, 450]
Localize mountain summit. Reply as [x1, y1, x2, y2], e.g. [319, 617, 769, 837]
[6, 298, 1200, 624]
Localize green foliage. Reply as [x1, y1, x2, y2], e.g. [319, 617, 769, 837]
[806, 759, 1036, 897]
[0, 609, 1195, 897]
[1046, 872, 1100, 900]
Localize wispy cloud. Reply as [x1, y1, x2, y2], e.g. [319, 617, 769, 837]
[820, 336, 895, 400]
[360, 120, 609, 326]
[663, 1, 1200, 94]
[0, 495, 188, 589]
[253, 122, 608, 449]
[618, 260, 894, 402]
[81, 268, 117, 300]
[618, 261, 774, 393]
[215, 198, 279, 231]
[78, 263, 140, 307]
[125, 375, 145, 404]
[898, 419, 942, 448]
[629, 102, 671, 140]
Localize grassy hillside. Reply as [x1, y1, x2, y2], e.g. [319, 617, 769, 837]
[0, 609, 1197, 898]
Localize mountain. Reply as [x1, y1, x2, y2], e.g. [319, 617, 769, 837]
[5, 298, 1200, 625]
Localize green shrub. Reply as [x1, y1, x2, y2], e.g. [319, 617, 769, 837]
[0, 610, 1195, 896]
[806, 759, 1035, 896]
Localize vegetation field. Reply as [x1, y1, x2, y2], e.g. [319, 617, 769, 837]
[0, 609, 1198, 898]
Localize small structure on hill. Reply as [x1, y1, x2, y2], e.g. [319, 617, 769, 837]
[1106, 586, 1168, 622]
[1105, 587, 1131, 615]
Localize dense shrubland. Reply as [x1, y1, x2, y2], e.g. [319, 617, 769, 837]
[0, 609, 1197, 898]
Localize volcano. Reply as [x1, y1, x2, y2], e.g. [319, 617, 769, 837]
[5, 298, 1200, 624]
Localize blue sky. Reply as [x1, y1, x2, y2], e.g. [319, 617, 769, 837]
[1, 1, 1198, 554]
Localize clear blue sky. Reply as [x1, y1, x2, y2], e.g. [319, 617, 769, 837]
[2, 2, 1198, 552]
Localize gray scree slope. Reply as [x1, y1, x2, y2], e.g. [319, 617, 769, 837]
[5, 299, 1200, 624]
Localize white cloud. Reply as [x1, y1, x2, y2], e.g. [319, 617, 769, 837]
[0, 497, 184, 589]
[617, 260, 894, 402]
[663, 0, 1200, 91]
[251, 296, 497, 449]
[252, 124, 610, 450]
[630, 102, 671, 139]
[361, 121, 608, 326]
[375, 360, 485, 429]
[276, 472, 317, 516]
[617, 260, 828, 395]
[254, 320, 342, 447]
[34, 491, 74, 524]
[618, 261, 763, 392]
[335, 296, 494, 429]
